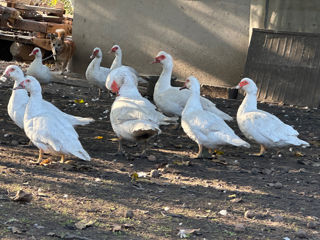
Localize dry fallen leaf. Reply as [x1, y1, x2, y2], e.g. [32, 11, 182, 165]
[94, 136, 103, 140]
[214, 149, 224, 155]
[11, 190, 32, 203]
[75, 219, 95, 230]
[177, 228, 200, 238]
[40, 159, 52, 166]
[295, 151, 304, 157]
[74, 99, 84, 104]
[131, 172, 139, 182]
[111, 224, 134, 232]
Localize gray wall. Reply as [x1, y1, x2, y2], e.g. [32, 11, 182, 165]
[72, 0, 251, 87]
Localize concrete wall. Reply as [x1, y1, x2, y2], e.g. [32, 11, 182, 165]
[72, 0, 251, 87]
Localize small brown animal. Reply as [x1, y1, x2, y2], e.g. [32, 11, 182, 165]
[50, 29, 75, 74]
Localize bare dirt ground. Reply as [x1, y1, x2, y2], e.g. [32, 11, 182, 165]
[0, 60, 319, 240]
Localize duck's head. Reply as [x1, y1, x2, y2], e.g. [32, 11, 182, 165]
[90, 47, 102, 59]
[109, 44, 121, 54]
[180, 76, 200, 92]
[235, 78, 258, 94]
[2, 65, 24, 82]
[108, 67, 136, 95]
[29, 47, 42, 58]
[13, 76, 41, 93]
[152, 51, 172, 65]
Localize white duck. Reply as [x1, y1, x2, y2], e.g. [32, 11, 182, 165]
[236, 78, 309, 156]
[106, 44, 147, 88]
[27, 47, 54, 84]
[152, 51, 233, 121]
[3, 65, 94, 130]
[181, 76, 250, 158]
[85, 47, 110, 95]
[106, 66, 138, 91]
[110, 69, 177, 155]
[2, 65, 28, 129]
[14, 76, 91, 163]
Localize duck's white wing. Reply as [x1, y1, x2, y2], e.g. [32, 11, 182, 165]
[111, 97, 159, 125]
[240, 110, 300, 144]
[41, 100, 94, 126]
[25, 113, 90, 160]
[155, 87, 190, 116]
[200, 96, 233, 121]
[184, 110, 249, 147]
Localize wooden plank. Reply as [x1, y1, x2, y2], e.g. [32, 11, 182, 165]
[0, 31, 33, 44]
[1, 16, 72, 34]
[7, 3, 64, 16]
[31, 37, 51, 51]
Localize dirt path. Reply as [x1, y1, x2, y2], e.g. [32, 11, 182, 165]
[0, 61, 319, 240]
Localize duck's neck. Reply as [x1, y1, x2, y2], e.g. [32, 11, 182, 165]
[110, 51, 122, 70]
[155, 62, 173, 92]
[182, 87, 202, 115]
[32, 56, 43, 65]
[91, 57, 102, 70]
[25, 90, 43, 119]
[118, 79, 141, 98]
[237, 92, 257, 115]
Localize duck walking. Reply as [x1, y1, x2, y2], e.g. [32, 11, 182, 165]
[180, 76, 250, 158]
[236, 78, 309, 156]
[152, 51, 233, 121]
[110, 68, 177, 155]
[14, 76, 91, 163]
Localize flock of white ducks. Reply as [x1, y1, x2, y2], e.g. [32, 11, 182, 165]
[0, 44, 310, 162]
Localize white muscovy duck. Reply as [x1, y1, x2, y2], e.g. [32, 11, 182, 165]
[181, 76, 250, 158]
[106, 44, 147, 89]
[3, 65, 94, 129]
[236, 78, 309, 156]
[152, 51, 233, 121]
[2, 65, 28, 129]
[85, 47, 110, 96]
[109, 68, 177, 155]
[14, 76, 91, 163]
[27, 47, 54, 84]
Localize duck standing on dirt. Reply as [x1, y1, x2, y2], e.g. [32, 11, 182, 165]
[27, 47, 54, 84]
[85, 47, 110, 96]
[2, 65, 94, 130]
[1, 65, 28, 129]
[152, 51, 233, 121]
[180, 76, 250, 158]
[109, 67, 178, 155]
[236, 78, 310, 156]
[13, 76, 91, 163]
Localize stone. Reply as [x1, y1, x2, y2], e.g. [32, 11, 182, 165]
[150, 169, 160, 178]
[125, 210, 134, 219]
[234, 223, 245, 232]
[307, 221, 318, 229]
[295, 229, 307, 238]
[244, 210, 256, 219]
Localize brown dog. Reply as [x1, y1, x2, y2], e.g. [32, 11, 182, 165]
[50, 29, 75, 74]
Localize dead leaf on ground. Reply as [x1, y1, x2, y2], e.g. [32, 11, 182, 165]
[75, 219, 95, 230]
[111, 224, 134, 232]
[8, 226, 22, 234]
[40, 158, 53, 166]
[173, 160, 191, 166]
[295, 151, 305, 157]
[11, 190, 32, 203]
[177, 228, 201, 238]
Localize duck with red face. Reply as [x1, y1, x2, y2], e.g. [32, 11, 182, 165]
[152, 51, 233, 121]
[236, 78, 309, 156]
[180, 76, 250, 158]
[85, 47, 110, 96]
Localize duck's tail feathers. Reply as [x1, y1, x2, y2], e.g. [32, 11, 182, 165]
[73, 149, 91, 161]
[72, 116, 95, 126]
[230, 138, 251, 148]
[160, 116, 179, 125]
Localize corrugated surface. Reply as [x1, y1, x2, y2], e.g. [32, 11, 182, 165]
[244, 28, 320, 107]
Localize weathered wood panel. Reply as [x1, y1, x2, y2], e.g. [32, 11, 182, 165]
[244, 28, 320, 108]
